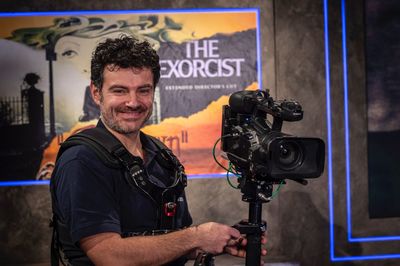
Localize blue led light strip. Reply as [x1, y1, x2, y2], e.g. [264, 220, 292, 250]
[0, 8, 259, 17]
[333, 253, 400, 262]
[256, 8, 262, 90]
[341, 0, 353, 242]
[323, 0, 336, 261]
[0, 174, 226, 187]
[325, 0, 400, 261]
[0, 180, 50, 187]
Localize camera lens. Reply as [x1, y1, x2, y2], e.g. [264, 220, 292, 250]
[277, 141, 303, 170]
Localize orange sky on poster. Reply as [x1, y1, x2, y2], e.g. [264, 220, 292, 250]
[162, 12, 257, 42]
[0, 12, 257, 42]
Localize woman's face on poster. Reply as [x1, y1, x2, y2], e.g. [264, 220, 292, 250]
[54, 32, 128, 78]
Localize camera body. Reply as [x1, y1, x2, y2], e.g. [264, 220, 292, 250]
[221, 90, 325, 181]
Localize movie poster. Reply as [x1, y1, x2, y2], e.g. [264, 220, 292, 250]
[0, 9, 260, 182]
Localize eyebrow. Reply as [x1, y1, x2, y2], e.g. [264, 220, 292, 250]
[137, 84, 153, 89]
[108, 84, 153, 90]
[108, 85, 128, 90]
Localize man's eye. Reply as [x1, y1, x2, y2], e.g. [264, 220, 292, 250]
[138, 88, 151, 95]
[112, 89, 125, 94]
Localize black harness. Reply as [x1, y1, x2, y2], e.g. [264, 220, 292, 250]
[50, 125, 188, 265]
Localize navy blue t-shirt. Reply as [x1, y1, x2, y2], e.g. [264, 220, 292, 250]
[51, 124, 192, 265]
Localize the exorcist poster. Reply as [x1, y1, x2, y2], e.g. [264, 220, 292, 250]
[0, 9, 260, 182]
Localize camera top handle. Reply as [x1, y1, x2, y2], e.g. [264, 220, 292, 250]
[229, 90, 303, 131]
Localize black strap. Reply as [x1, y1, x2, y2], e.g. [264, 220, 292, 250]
[50, 215, 60, 266]
[50, 214, 68, 266]
[149, 137, 187, 187]
[56, 127, 121, 168]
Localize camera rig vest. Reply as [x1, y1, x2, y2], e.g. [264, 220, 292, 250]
[50, 125, 188, 265]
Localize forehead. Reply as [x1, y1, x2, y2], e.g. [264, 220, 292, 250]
[102, 66, 154, 86]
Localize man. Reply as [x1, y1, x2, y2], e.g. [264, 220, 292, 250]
[50, 35, 266, 265]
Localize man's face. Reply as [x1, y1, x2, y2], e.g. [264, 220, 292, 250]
[91, 66, 154, 135]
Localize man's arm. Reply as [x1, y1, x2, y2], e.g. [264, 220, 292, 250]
[80, 222, 241, 266]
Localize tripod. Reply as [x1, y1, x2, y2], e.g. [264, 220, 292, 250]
[233, 174, 273, 266]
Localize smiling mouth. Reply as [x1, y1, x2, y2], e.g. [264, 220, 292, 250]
[118, 110, 145, 119]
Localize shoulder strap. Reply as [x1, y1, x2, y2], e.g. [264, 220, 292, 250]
[50, 214, 62, 266]
[57, 127, 122, 168]
[58, 127, 188, 197]
[145, 134, 187, 187]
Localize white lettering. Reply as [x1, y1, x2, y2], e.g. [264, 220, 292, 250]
[205, 59, 218, 77]
[178, 59, 193, 78]
[160, 39, 245, 79]
[160, 58, 245, 79]
[193, 60, 206, 78]
[194, 40, 208, 58]
[208, 40, 219, 58]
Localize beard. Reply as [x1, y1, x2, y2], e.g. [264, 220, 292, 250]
[101, 104, 153, 135]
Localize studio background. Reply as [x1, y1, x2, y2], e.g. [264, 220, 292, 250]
[0, 0, 399, 265]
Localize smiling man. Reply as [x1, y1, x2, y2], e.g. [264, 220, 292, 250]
[50, 36, 265, 266]
[92, 65, 155, 157]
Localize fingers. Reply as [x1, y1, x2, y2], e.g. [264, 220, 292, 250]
[238, 237, 247, 246]
[261, 248, 267, 256]
[226, 237, 243, 247]
[195, 222, 266, 256]
[224, 245, 246, 258]
[261, 235, 267, 244]
[228, 226, 241, 239]
[224, 236, 246, 258]
[225, 234, 267, 259]
[234, 235, 266, 247]
[226, 238, 237, 247]
[195, 222, 243, 254]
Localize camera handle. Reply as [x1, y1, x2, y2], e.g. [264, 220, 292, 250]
[235, 177, 272, 266]
[233, 207, 266, 266]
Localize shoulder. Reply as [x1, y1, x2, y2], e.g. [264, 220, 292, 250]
[53, 145, 104, 182]
[54, 144, 118, 181]
[57, 144, 99, 166]
[52, 144, 120, 193]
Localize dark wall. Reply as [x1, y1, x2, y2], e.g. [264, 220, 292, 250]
[1, 0, 399, 265]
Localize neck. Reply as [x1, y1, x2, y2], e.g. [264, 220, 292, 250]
[101, 119, 144, 159]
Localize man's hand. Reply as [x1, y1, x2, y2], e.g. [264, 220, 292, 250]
[193, 222, 242, 254]
[224, 233, 267, 258]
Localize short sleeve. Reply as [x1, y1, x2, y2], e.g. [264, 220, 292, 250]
[54, 145, 121, 244]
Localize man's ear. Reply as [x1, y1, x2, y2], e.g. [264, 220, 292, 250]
[90, 82, 101, 105]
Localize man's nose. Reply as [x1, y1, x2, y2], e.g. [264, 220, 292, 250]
[125, 91, 139, 106]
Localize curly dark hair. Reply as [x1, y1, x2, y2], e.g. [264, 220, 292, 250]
[91, 35, 160, 89]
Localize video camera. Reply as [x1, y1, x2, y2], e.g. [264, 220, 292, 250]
[218, 89, 325, 266]
[221, 90, 325, 182]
